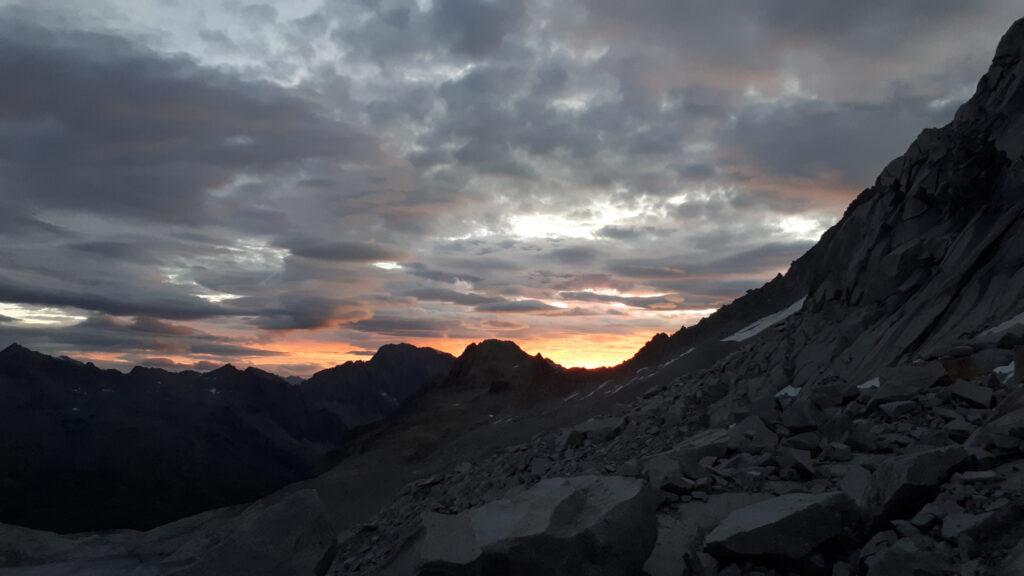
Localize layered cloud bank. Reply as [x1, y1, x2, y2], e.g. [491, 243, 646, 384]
[0, 0, 1017, 373]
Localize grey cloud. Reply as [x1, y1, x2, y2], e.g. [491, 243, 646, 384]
[0, 278, 231, 321]
[557, 291, 682, 310]
[284, 239, 406, 262]
[0, 314, 278, 363]
[404, 262, 484, 285]
[475, 299, 558, 313]
[545, 245, 600, 264]
[0, 18, 379, 223]
[349, 315, 459, 337]
[432, 0, 526, 58]
[404, 287, 501, 306]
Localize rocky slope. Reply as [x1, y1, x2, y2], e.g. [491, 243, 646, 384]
[0, 342, 451, 534]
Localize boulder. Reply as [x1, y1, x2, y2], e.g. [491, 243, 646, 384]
[782, 397, 826, 432]
[967, 395, 1024, 452]
[644, 453, 695, 498]
[865, 445, 969, 522]
[704, 492, 862, 560]
[728, 415, 778, 453]
[949, 380, 993, 408]
[167, 489, 338, 576]
[879, 362, 949, 391]
[415, 476, 656, 575]
[670, 428, 732, 476]
[863, 537, 956, 576]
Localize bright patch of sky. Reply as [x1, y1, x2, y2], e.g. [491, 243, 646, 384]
[0, 303, 88, 326]
[508, 200, 649, 240]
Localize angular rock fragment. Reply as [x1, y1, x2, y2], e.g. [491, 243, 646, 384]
[949, 380, 993, 408]
[415, 476, 656, 575]
[865, 445, 968, 522]
[704, 492, 862, 560]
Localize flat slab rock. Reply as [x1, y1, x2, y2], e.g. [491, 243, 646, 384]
[704, 492, 862, 560]
[413, 475, 655, 576]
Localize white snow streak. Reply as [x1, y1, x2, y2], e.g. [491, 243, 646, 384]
[722, 297, 807, 342]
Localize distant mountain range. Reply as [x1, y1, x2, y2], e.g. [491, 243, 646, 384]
[0, 341, 453, 533]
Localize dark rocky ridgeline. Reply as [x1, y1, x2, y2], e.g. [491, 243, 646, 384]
[0, 341, 451, 534]
[440, 339, 575, 398]
[302, 344, 455, 428]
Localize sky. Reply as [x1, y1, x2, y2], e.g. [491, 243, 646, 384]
[0, 1, 1019, 375]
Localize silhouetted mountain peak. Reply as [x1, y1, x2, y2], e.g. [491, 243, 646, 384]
[0, 342, 34, 359]
[205, 363, 241, 378]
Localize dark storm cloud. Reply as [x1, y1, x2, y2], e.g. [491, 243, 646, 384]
[431, 0, 526, 58]
[0, 279, 231, 320]
[476, 300, 559, 313]
[606, 241, 814, 281]
[0, 314, 279, 362]
[283, 239, 406, 262]
[721, 96, 960, 192]
[349, 315, 459, 337]
[0, 18, 378, 223]
[545, 246, 600, 264]
[404, 287, 501, 306]
[66, 241, 161, 265]
[404, 263, 484, 285]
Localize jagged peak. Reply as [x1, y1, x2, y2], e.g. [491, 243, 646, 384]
[0, 342, 30, 355]
[205, 363, 240, 377]
[460, 339, 529, 358]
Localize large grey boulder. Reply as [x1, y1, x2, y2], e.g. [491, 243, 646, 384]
[415, 475, 655, 576]
[704, 492, 862, 560]
[166, 489, 338, 576]
[865, 445, 968, 522]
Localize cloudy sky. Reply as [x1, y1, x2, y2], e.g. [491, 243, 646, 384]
[0, 1, 1019, 374]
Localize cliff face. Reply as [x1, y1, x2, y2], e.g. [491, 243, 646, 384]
[778, 17, 1024, 385]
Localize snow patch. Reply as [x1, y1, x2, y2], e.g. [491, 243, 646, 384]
[722, 297, 807, 343]
[981, 311, 1024, 337]
[775, 385, 802, 399]
[994, 362, 1016, 383]
[857, 377, 880, 390]
[660, 347, 695, 369]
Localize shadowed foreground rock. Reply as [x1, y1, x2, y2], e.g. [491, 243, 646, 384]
[0, 489, 338, 576]
[410, 476, 655, 576]
[704, 492, 863, 561]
